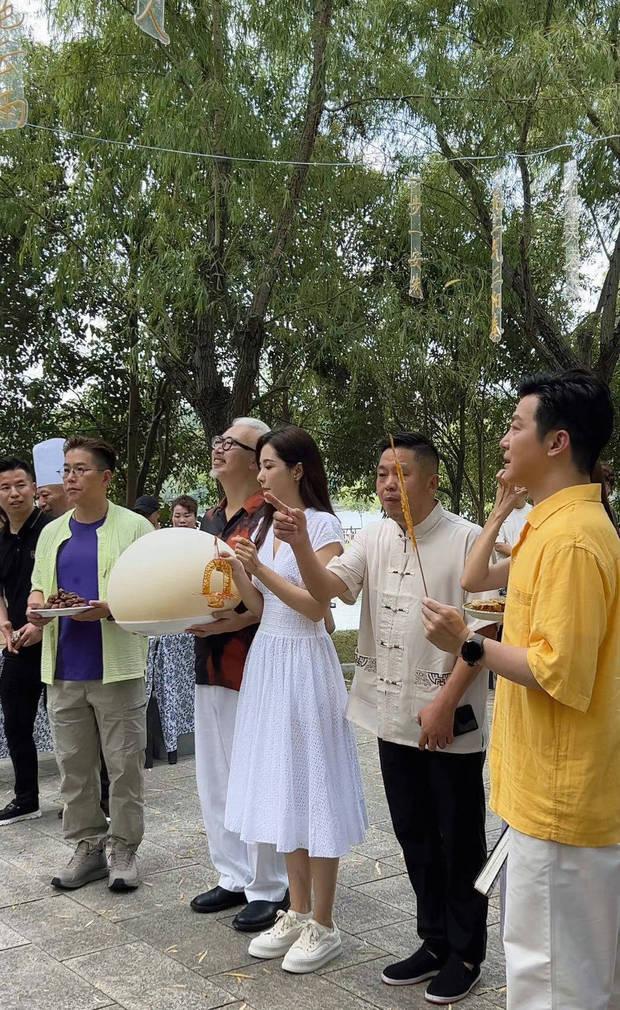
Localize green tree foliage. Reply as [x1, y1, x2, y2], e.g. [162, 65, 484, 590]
[0, 1, 618, 514]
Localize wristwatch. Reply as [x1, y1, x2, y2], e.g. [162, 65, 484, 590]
[460, 633, 485, 667]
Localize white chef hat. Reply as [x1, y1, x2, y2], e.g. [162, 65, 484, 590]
[32, 438, 65, 486]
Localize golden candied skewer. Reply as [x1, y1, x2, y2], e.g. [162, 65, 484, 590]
[389, 434, 429, 596]
[201, 557, 235, 609]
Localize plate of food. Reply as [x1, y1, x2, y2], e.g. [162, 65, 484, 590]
[31, 589, 93, 619]
[463, 598, 505, 624]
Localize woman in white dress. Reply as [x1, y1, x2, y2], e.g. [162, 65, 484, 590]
[225, 425, 367, 974]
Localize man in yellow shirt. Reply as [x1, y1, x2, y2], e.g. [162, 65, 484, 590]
[421, 368, 620, 1010]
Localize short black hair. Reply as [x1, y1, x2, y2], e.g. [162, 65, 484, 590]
[134, 494, 159, 516]
[64, 436, 117, 472]
[0, 457, 35, 480]
[518, 368, 614, 474]
[171, 495, 198, 516]
[377, 432, 439, 472]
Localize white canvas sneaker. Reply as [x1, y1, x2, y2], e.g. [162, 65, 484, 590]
[248, 909, 312, 959]
[281, 919, 342, 973]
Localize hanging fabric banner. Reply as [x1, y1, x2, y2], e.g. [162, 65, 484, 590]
[134, 0, 170, 45]
[490, 172, 503, 343]
[408, 176, 422, 300]
[0, 1, 28, 130]
[563, 159, 579, 294]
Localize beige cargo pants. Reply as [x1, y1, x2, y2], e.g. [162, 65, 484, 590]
[48, 677, 146, 848]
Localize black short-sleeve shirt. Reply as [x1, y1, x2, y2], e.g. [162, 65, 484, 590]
[0, 508, 51, 633]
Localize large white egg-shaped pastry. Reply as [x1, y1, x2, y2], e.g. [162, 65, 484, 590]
[107, 527, 240, 636]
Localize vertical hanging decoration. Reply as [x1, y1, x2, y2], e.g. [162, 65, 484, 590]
[490, 172, 503, 343]
[408, 176, 423, 300]
[563, 159, 579, 294]
[134, 0, 170, 45]
[0, 1, 28, 130]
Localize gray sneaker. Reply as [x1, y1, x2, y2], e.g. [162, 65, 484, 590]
[108, 840, 140, 891]
[51, 840, 108, 890]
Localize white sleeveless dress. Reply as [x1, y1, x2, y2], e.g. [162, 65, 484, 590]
[224, 509, 368, 858]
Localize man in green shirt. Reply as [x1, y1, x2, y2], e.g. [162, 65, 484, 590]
[29, 436, 153, 891]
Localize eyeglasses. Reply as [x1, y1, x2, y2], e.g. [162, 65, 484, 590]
[211, 436, 255, 453]
[59, 466, 107, 478]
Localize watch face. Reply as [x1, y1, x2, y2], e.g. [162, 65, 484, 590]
[462, 637, 484, 664]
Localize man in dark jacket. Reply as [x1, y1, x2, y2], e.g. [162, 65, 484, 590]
[0, 457, 50, 825]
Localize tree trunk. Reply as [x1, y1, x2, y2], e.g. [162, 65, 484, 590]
[125, 311, 141, 507]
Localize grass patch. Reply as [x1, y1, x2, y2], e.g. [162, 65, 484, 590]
[332, 629, 357, 665]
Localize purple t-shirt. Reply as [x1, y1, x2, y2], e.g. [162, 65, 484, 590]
[55, 516, 105, 681]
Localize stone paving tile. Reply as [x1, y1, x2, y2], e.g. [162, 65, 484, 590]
[352, 871, 417, 915]
[379, 851, 406, 871]
[332, 882, 413, 935]
[315, 928, 388, 976]
[357, 916, 426, 959]
[145, 822, 214, 867]
[144, 784, 203, 820]
[66, 940, 237, 1010]
[351, 825, 402, 860]
[0, 921, 29, 951]
[0, 855, 57, 909]
[212, 959, 380, 1010]
[0, 820, 73, 879]
[0, 944, 112, 1010]
[120, 903, 258, 976]
[129, 838, 199, 876]
[67, 864, 219, 923]
[337, 852, 402, 887]
[0, 895, 134, 961]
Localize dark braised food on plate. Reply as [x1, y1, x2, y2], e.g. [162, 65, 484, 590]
[43, 588, 89, 609]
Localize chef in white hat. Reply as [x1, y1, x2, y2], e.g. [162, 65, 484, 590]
[33, 439, 69, 519]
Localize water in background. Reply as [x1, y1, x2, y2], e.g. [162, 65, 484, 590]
[331, 508, 380, 630]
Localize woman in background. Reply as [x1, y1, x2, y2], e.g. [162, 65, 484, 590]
[145, 495, 199, 765]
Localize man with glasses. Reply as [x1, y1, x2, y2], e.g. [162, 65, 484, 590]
[188, 418, 289, 932]
[28, 436, 153, 891]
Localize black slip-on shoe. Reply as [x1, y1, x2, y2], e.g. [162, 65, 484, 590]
[424, 954, 481, 1004]
[232, 890, 291, 932]
[381, 943, 447, 985]
[190, 885, 247, 913]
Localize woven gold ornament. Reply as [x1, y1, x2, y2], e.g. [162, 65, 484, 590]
[563, 159, 580, 294]
[134, 0, 170, 45]
[0, 1, 27, 130]
[490, 172, 503, 343]
[408, 176, 422, 300]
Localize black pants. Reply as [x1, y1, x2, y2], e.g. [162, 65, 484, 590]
[0, 649, 43, 808]
[378, 739, 488, 965]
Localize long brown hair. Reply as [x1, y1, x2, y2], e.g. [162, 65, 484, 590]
[254, 426, 335, 549]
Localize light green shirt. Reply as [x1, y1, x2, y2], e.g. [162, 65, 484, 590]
[31, 502, 154, 685]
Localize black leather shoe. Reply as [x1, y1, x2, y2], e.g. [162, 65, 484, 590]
[190, 885, 247, 913]
[231, 890, 290, 932]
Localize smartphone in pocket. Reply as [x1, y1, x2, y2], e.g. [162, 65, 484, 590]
[453, 704, 479, 736]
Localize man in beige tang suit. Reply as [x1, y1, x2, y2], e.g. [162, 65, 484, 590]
[267, 432, 494, 1006]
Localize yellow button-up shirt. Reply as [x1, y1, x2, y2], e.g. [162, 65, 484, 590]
[490, 483, 620, 846]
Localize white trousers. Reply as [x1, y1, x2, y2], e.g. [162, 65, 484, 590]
[504, 827, 620, 1010]
[194, 684, 287, 902]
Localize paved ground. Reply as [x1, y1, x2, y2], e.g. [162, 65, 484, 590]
[0, 719, 506, 1010]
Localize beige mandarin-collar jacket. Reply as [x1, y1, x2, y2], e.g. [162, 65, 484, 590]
[327, 504, 491, 753]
